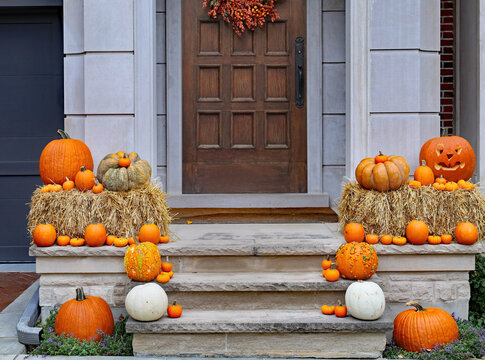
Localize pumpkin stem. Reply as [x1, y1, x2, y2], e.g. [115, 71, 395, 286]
[337, 299, 342, 306]
[76, 287, 87, 301]
[421, 160, 427, 167]
[131, 229, 140, 245]
[378, 151, 383, 156]
[172, 301, 177, 306]
[405, 301, 426, 312]
[80, 166, 86, 172]
[57, 129, 71, 139]
[48, 178, 56, 184]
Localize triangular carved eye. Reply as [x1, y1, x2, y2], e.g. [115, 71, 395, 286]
[436, 148, 444, 156]
[456, 147, 462, 154]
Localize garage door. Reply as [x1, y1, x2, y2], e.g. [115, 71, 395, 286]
[0, 7, 63, 262]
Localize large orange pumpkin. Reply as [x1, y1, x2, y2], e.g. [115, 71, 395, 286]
[55, 287, 114, 342]
[39, 129, 93, 184]
[335, 242, 378, 280]
[124, 241, 161, 281]
[419, 135, 475, 182]
[355, 154, 409, 192]
[393, 301, 459, 352]
[455, 222, 478, 245]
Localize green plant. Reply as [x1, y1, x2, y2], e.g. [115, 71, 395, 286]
[469, 254, 485, 328]
[384, 317, 485, 359]
[30, 308, 133, 356]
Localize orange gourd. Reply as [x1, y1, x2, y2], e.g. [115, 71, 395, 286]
[124, 241, 162, 281]
[408, 180, 421, 188]
[70, 238, 85, 246]
[374, 151, 388, 164]
[380, 235, 392, 245]
[92, 181, 104, 194]
[75, 166, 96, 191]
[406, 220, 429, 245]
[432, 182, 445, 191]
[167, 302, 183, 318]
[324, 268, 340, 282]
[334, 300, 347, 318]
[392, 237, 407, 246]
[455, 222, 478, 245]
[62, 177, 75, 191]
[344, 222, 365, 243]
[459, 181, 474, 190]
[84, 222, 107, 247]
[427, 235, 442, 245]
[435, 175, 447, 184]
[33, 224, 57, 247]
[106, 235, 116, 246]
[139, 223, 161, 244]
[118, 154, 131, 168]
[365, 234, 379, 244]
[441, 234, 453, 244]
[39, 129, 93, 185]
[445, 181, 458, 191]
[321, 256, 332, 270]
[414, 160, 435, 186]
[114, 238, 129, 247]
[56, 235, 70, 246]
[55, 287, 114, 342]
[156, 272, 170, 283]
[335, 242, 378, 280]
[159, 235, 170, 243]
[321, 305, 335, 315]
[393, 301, 458, 352]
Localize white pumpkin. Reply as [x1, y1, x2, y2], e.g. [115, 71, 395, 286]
[345, 280, 385, 320]
[125, 283, 168, 321]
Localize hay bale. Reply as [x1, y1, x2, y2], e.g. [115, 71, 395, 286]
[338, 182, 485, 239]
[28, 184, 172, 239]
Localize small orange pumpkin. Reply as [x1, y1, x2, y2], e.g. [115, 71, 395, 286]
[75, 166, 96, 191]
[62, 177, 75, 191]
[365, 234, 379, 244]
[406, 220, 429, 245]
[334, 300, 347, 318]
[167, 301, 183, 318]
[84, 222, 107, 247]
[392, 237, 407, 246]
[33, 224, 57, 247]
[321, 256, 332, 270]
[106, 235, 116, 246]
[156, 272, 170, 283]
[432, 182, 446, 191]
[159, 235, 170, 243]
[139, 223, 161, 244]
[374, 151, 388, 164]
[114, 238, 129, 247]
[445, 181, 458, 191]
[321, 305, 335, 315]
[435, 175, 447, 184]
[380, 235, 393, 245]
[427, 235, 442, 245]
[118, 154, 131, 168]
[441, 234, 453, 244]
[408, 180, 421, 188]
[414, 160, 435, 186]
[92, 180, 104, 194]
[324, 268, 340, 282]
[344, 222, 365, 243]
[70, 238, 85, 246]
[455, 222, 478, 245]
[57, 235, 71, 246]
[161, 259, 173, 272]
[459, 181, 474, 190]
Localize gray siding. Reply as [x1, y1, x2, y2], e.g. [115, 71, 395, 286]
[156, 0, 167, 188]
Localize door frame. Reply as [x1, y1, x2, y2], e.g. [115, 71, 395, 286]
[166, 0, 323, 196]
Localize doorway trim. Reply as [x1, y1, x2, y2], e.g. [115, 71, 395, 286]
[166, 0, 323, 197]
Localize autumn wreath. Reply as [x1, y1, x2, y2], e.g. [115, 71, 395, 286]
[203, 0, 280, 36]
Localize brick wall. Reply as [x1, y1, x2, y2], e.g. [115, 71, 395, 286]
[440, 0, 455, 135]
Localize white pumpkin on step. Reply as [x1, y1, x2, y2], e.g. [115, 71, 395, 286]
[345, 280, 385, 320]
[125, 283, 168, 321]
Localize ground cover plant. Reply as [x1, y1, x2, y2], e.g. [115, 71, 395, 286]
[30, 308, 133, 356]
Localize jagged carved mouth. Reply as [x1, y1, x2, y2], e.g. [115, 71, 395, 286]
[434, 162, 465, 171]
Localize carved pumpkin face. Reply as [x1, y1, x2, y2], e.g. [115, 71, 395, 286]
[419, 136, 475, 182]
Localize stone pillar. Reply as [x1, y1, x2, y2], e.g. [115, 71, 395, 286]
[63, 0, 156, 173]
[346, 0, 441, 178]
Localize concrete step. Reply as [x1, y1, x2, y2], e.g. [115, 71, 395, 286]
[127, 309, 393, 358]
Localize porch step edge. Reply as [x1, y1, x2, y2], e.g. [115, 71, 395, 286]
[126, 309, 393, 334]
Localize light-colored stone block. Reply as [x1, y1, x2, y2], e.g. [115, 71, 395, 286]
[84, 0, 134, 52]
[368, 114, 440, 174]
[323, 115, 345, 165]
[65, 116, 86, 142]
[370, 0, 440, 51]
[156, 64, 166, 115]
[157, 115, 167, 166]
[370, 51, 440, 113]
[411, 282, 435, 302]
[85, 115, 135, 167]
[322, 0, 345, 11]
[64, 55, 85, 115]
[0, 338, 25, 355]
[84, 53, 134, 114]
[156, 13, 166, 63]
[323, 165, 345, 208]
[36, 256, 125, 274]
[322, 11, 345, 62]
[378, 255, 476, 272]
[63, 0, 84, 54]
[323, 63, 345, 114]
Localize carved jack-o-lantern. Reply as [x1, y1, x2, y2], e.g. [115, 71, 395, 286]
[419, 136, 475, 182]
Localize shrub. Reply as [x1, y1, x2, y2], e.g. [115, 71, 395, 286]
[469, 253, 485, 328]
[30, 308, 133, 356]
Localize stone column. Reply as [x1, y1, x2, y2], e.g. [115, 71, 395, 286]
[63, 0, 156, 173]
[346, 0, 441, 179]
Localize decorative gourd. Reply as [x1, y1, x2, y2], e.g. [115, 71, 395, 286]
[125, 283, 168, 322]
[392, 236, 407, 246]
[167, 301, 183, 318]
[408, 180, 421, 188]
[92, 181, 104, 194]
[380, 235, 392, 245]
[414, 160, 434, 186]
[432, 182, 445, 191]
[419, 135, 476, 182]
[97, 152, 151, 191]
[321, 256, 332, 270]
[445, 181, 458, 191]
[345, 280, 385, 320]
[324, 267, 340, 282]
[335, 242, 378, 280]
[124, 241, 161, 281]
[321, 305, 335, 315]
[441, 234, 452, 244]
[39, 129, 94, 185]
[75, 167, 96, 191]
[57, 235, 70, 246]
[33, 224, 56, 247]
[334, 300, 347, 318]
[427, 235, 441, 245]
[393, 301, 459, 352]
[62, 177, 75, 191]
[355, 154, 410, 192]
[84, 222, 107, 247]
[365, 234, 379, 244]
[55, 287, 114, 341]
[344, 222, 365, 243]
[156, 272, 171, 283]
[455, 222, 478, 245]
[405, 220, 428, 245]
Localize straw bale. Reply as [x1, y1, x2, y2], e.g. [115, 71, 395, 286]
[28, 184, 172, 239]
[338, 182, 485, 240]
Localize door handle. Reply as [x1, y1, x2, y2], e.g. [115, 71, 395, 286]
[295, 37, 304, 108]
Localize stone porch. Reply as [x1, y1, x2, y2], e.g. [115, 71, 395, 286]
[30, 223, 482, 358]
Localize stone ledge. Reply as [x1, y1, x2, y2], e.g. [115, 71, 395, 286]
[133, 272, 359, 292]
[126, 309, 393, 334]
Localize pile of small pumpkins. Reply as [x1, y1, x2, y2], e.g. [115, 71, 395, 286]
[344, 220, 478, 246]
[38, 129, 152, 193]
[356, 135, 476, 192]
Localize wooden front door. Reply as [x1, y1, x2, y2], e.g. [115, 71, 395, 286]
[182, 0, 306, 194]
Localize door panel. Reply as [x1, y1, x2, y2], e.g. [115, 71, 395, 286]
[183, 0, 307, 194]
[0, 8, 63, 262]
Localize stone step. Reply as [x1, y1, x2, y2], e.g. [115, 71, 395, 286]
[127, 309, 393, 358]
